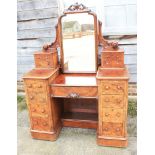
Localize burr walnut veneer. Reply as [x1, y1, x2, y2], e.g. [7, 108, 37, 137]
[23, 3, 129, 147]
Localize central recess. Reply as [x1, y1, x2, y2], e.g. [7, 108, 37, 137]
[62, 98, 98, 129]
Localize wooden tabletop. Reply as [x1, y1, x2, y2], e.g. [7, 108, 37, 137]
[52, 73, 97, 86]
[23, 68, 58, 79]
[96, 67, 129, 80]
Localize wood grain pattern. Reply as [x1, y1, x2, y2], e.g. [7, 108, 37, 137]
[34, 50, 58, 69]
[101, 50, 124, 68]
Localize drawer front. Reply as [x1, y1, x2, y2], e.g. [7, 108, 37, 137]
[51, 86, 98, 98]
[101, 51, 124, 68]
[30, 104, 49, 117]
[27, 92, 47, 104]
[35, 54, 51, 68]
[101, 95, 124, 108]
[31, 117, 51, 131]
[102, 108, 124, 123]
[25, 80, 47, 93]
[102, 122, 124, 137]
[34, 52, 58, 68]
[101, 81, 125, 94]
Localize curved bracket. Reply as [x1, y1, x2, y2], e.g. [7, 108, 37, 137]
[98, 21, 119, 51]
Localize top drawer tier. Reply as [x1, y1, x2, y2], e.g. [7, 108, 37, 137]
[101, 81, 125, 94]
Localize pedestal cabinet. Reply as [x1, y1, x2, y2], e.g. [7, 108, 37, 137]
[23, 69, 62, 141]
[97, 78, 128, 147]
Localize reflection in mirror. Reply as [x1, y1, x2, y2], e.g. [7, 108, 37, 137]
[62, 13, 96, 73]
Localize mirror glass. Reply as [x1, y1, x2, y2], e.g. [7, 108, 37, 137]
[61, 13, 96, 73]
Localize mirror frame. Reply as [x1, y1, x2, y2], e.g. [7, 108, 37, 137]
[60, 4, 98, 73]
[42, 3, 119, 72]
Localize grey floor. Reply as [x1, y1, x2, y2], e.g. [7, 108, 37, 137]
[18, 110, 137, 155]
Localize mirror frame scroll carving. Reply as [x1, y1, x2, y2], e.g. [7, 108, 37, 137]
[42, 3, 119, 72]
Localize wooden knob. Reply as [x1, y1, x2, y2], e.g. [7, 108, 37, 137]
[41, 109, 45, 113]
[105, 86, 109, 90]
[28, 84, 32, 88]
[105, 113, 109, 117]
[116, 99, 121, 103]
[104, 128, 108, 131]
[32, 109, 36, 112]
[116, 128, 120, 132]
[117, 85, 121, 89]
[43, 122, 47, 126]
[104, 98, 109, 102]
[38, 85, 42, 88]
[116, 112, 121, 117]
[30, 96, 34, 100]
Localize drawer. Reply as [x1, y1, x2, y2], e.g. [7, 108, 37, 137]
[51, 86, 98, 98]
[27, 92, 47, 104]
[25, 80, 47, 93]
[102, 122, 124, 137]
[101, 51, 124, 68]
[101, 95, 124, 108]
[102, 108, 124, 123]
[101, 81, 125, 94]
[30, 104, 49, 117]
[31, 117, 50, 131]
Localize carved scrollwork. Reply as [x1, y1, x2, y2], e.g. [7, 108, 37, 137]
[64, 2, 90, 12]
[98, 21, 119, 50]
[67, 92, 80, 98]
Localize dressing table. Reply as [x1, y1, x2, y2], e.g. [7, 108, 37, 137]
[23, 3, 129, 147]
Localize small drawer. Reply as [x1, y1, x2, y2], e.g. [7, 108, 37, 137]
[30, 104, 49, 117]
[34, 51, 58, 69]
[101, 95, 124, 108]
[101, 51, 124, 68]
[51, 86, 98, 98]
[102, 122, 124, 137]
[102, 108, 124, 123]
[25, 80, 47, 93]
[27, 92, 47, 104]
[101, 81, 125, 94]
[31, 117, 50, 131]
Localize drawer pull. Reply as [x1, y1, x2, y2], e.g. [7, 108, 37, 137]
[105, 86, 109, 90]
[32, 109, 36, 112]
[116, 112, 121, 117]
[117, 85, 121, 89]
[41, 109, 45, 113]
[43, 122, 47, 126]
[104, 128, 108, 131]
[116, 99, 122, 103]
[28, 84, 32, 88]
[30, 96, 34, 100]
[105, 113, 109, 117]
[38, 85, 42, 88]
[67, 92, 80, 98]
[116, 128, 120, 132]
